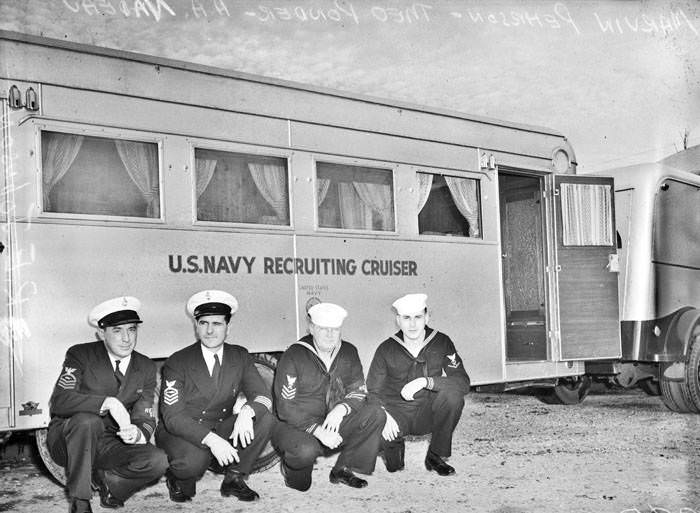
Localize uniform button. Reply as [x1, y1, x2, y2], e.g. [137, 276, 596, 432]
[202, 410, 206, 414]
[218, 418, 222, 422]
[198, 419, 202, 423]
[222, 408, 227, 412]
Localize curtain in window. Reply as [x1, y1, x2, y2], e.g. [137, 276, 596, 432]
[416, 172, 434, 212]
[353, 181, 394, 230]
[115, 141, 160, 217]
[338, 183, 373, 229]
[445, 176, 480, 237]
[247, 162, 289, 223]
[195, 158, 217, 198]
[560, 183, 613, 246]
[317, 178, 331, 205]
[42, 133, 84, 210]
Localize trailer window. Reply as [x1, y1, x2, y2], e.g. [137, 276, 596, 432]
[417, 172, 481, 238]
[316, 162, 395, 231]
[195, 149, 290, 226]
[41, 131, 160, 218]
[560, 183, 613, 246]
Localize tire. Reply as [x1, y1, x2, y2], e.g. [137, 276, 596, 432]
[659, 375, 693, 413]
[682, 326, 700, 411]
[35, 428, 66, 485]
[248, 352, 280, 473]
[536, 376, 592, 405]
[638, 378, 661, 396]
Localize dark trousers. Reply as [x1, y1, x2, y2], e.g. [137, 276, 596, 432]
[383, 387, 465, 458]
[272, 402, 383, 491]
[156, 411, 275, 497]
[47, 413, 169, 501]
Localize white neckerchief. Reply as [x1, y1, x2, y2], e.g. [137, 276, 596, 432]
[200, 344, 224, 376]
[109, 353, 131, 373]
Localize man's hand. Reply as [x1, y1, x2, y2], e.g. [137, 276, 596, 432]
[321, 404, 347, 433]
[313, 426, 343, 449]
[100, 397, 131, 429]
[231, 405, 255, 448]
[401, 378, 428, 401]
[203, 432, 240, 467]
[117, 424, 144, 445]
[382, 411, 400, 441]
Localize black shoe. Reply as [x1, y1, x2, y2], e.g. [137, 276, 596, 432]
[383, 439, 405, 472]
[220, 471, 259, 501]
[424, 452, 455, 476]
[92, 469, 124, 508]
[69, 498, 93, 513]
[329, 467, 368, 488]
[165, 475, 192, 503]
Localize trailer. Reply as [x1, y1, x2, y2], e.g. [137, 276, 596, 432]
[0, 31, 621, 479]
[591, 146, 700, 412]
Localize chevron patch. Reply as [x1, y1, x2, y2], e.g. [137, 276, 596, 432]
[163, 380, 179, 406]
[58, 367, 77, 390]
[281, 374, 296, 400]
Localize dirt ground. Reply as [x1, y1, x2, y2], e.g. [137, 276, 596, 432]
[2, 386, 700, 513]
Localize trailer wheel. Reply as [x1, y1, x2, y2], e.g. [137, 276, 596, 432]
[659, 376, 693, 413]
[536, 376, 591, 405]
[35, 428, 66, 485]
[247, 352, 280, 473]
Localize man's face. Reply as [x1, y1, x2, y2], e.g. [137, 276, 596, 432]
[100, 322, 139, 358]
[396, 311, 429, 342]
[310, 323, 341, 353]
[196, 314, 230, 350]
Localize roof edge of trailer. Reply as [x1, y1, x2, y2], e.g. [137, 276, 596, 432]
[0, 30, 566, 140]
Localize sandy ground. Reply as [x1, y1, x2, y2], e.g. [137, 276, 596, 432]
[2, 387, 700, 513]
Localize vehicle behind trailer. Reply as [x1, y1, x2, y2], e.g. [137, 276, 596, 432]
[0, 31, 621, 480]
[591, 146, 700, 412]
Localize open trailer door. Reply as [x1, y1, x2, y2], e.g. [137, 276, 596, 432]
[554, 175, 621, 361]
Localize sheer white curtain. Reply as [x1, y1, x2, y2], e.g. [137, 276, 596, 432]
[416, 172, 434, 212]
[338, 183, 373, 229]
[195, 158, 217, 198]
[115, 141, 160, 217]
[317, 178, 331, 206]
[445, 176, 480, 237]
[353, 181, 394, 230]
[42, 133, 84, 210]
[560, 183, 612, 245]
[248, 162, 289, 223]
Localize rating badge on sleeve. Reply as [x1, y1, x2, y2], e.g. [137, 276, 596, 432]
[281, 375, 297, 400]
[163, 380, 179, 405]
[58, 367, 77, 390]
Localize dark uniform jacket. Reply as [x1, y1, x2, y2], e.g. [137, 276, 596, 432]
[367, 327, 470, 408]
[49, 341, 157, 441]
[159, 342, 272, 447]
[274, 335, 368, 434]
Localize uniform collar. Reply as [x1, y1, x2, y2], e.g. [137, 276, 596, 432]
[200, 344, 224, 375]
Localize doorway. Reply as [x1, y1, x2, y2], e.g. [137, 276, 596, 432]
[499, 171, 548, 361]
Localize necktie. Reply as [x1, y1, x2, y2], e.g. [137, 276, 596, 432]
[212, 354, 221, 385]
[115, 360, 125, 387]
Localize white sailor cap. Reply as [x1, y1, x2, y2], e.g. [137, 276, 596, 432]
[308, 303, 347, 328]
[186, 290, 238, 319]
[392, 293, 428, 316]
[88, 296, 142, 329]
